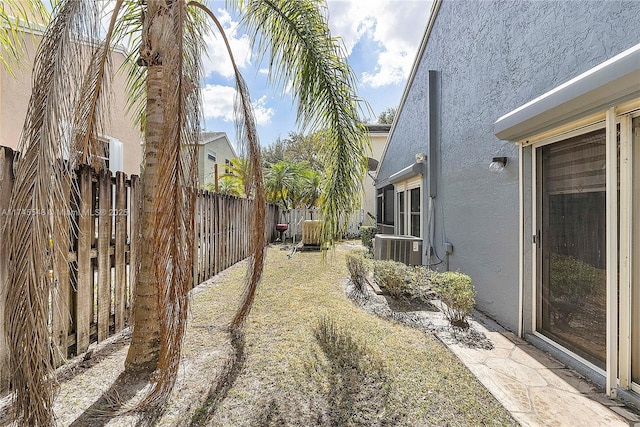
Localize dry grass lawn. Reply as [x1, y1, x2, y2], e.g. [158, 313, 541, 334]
[0, 242, 516, 426]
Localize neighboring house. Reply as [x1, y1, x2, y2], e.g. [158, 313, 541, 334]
[0, 24, 143, 176]
[362, 124, 390, 225]
[197, 131, 238, 187]
[376, 0, 640, 401]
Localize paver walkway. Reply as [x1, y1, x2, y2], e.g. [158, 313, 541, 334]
[437, 311, 640, 426]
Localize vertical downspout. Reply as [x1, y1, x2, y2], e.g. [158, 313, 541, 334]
[424, 70, 438, 266]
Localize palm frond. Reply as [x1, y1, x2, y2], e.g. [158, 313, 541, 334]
[234, 0, 371, 246]
[0, 0, 49, 76]
[190, 1, 266, 330]
[4, 0, 112, 424]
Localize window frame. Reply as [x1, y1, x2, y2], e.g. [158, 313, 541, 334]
[395, 175, 422, 238]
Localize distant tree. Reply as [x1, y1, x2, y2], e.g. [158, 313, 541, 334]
[262, 131, 324, 171]
[261, 137, 286, 166]
[224, 157, 252, 197]
[217, 176, 244, 197]
[264, 160, 321, 210]
[377, 107, 397, 124]
[300, 168, 322, 208]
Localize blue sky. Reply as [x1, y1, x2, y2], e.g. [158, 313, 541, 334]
[201, 1, 433, 150]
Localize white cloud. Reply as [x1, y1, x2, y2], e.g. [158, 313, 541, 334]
[201, 8, 253, 79]
[327, 0, 432, 87]
[202, 84, 236, 122]
[252, 95, 275, 125]
[201, 84, 274, 126]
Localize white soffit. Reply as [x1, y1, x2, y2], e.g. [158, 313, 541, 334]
[494, 43, 640, 142]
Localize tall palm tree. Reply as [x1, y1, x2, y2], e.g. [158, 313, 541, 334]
[4, 0, 369, 423]
[222, 156, 252, 196]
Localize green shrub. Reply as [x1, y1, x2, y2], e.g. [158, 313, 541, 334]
[372, 261, 434, 301]
[431, 271, 475, 328]
[346, 252, 368, 292]
[359, 226, 377, 253]
[373, 260, 408, 299]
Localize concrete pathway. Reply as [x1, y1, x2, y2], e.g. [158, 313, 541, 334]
[435, 312, 640, 426]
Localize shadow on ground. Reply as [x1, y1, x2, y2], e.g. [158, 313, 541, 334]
[189, 327, 246, 426]
[68, 371, 149, 427]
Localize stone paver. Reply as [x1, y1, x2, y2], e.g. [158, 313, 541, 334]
[434, 312, 636, 426]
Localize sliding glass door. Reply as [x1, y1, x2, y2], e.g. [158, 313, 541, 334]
[537, 128, 608, 369]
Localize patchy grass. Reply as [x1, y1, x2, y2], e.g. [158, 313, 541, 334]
[188, 242, 515, 426]
[29, 242, 515, 426]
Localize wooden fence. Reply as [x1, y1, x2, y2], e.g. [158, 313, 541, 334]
[192, 191, 280, 285]
[279, 208, 365, 242]
[0, 146, 279, 393]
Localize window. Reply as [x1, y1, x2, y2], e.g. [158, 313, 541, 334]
[207, 150, 217, 162]
[395, 176, 421, 237]
[376, 185, 395, 226]
[225, 158, 231, 174]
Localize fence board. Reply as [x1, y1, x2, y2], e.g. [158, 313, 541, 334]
[0, 147, 14, 390]
[51, 173, 72, 365]
[97, 170, 112, 342]
[114, 172, 127, 331]
[76, 165, 93, 354]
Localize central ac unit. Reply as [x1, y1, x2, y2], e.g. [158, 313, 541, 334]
[374, 234, 423, 265]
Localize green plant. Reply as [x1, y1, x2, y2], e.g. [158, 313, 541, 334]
[359, 226, 377, 253]
[373, 261, 436, 301]
[346, 252, 368, 292]
[431, 271, 475, 328]
[373, 260, 409, 299]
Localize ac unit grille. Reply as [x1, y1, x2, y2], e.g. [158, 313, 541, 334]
[374, 234, 422, 266]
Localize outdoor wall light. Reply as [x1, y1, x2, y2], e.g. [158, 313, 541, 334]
[489, 156, 507, 173]
[415, 153, 427, 163]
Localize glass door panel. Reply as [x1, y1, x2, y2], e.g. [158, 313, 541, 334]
[398, 191, 405, 235]
[632, 116, 640, 384]
[537, 128, 607, 369]
[410, 187, 421, 237]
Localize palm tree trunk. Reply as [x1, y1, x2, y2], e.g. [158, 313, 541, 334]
[124, 65, 163, 373]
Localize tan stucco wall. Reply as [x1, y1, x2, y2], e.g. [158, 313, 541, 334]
[0, 32, 142, 176]
[361, 132, 388, 225]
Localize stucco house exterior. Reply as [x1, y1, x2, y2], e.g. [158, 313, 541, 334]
[0, 24, 143, 176]
[197, 131, 238, 187]
[375, 0, 640, 401]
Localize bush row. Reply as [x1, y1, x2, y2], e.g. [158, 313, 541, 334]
[345, 251, 476, 327]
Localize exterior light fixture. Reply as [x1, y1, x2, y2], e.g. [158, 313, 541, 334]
[489, 156, 507, 173]
[415, 153, 427, 163]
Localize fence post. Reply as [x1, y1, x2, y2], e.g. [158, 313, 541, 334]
[0, 147, 15, 391]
